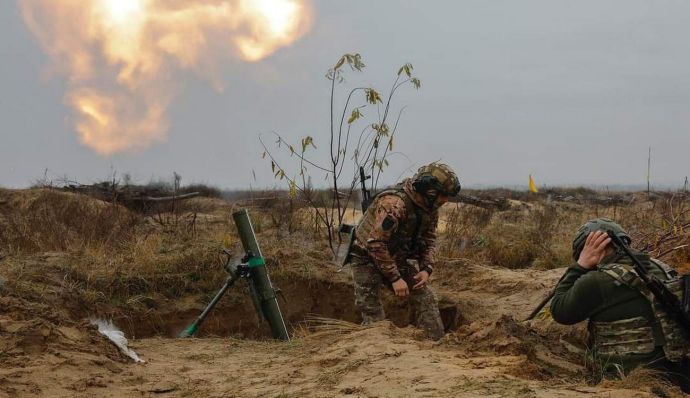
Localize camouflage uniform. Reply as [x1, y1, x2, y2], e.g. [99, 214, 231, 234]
[350, 179, 445, 340]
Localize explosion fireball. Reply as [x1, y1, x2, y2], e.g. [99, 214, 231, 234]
[20, 0, 312, 155]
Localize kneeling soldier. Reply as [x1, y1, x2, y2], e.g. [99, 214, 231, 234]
[551, 218, 690, 391]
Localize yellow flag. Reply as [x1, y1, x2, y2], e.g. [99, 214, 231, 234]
[529, 175, 538, 193]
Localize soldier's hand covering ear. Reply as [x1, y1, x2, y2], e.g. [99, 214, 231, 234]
[577, 231, 611, 269]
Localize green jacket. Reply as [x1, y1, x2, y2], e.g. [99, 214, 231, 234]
[550, 252, 669, 325]
[550, 251, 670, 367]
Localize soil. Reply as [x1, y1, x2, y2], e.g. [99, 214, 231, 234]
[1, 256, 677, 397]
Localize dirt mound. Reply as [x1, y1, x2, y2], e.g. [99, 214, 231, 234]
[454, 315, 542, 355]
[0, 294, 133, 397]
[0, 188, 138, 254]
[0, 296, 125, 360]
[434, 259, 565, 324]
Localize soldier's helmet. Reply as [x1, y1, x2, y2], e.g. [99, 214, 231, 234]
[411, 163, 461, 198]
[572, 218, 631, 260]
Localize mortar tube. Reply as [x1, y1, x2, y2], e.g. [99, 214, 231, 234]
[232, 209, 290, 341]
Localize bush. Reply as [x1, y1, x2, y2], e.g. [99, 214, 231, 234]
[440, 202, 576, 269]
[438, 205, 493, 258]
[484, 223, 537, 269]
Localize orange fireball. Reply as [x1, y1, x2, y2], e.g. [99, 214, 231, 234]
[20, 0, 312, 155]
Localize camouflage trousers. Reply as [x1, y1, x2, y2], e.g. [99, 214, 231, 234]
[351, 260, 445, 340]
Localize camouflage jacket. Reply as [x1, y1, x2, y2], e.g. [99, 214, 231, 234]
[353, 180, 438, 283]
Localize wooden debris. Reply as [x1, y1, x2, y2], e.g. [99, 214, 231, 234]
[454, 194, 510, 210]
[62, 182, 199, 212]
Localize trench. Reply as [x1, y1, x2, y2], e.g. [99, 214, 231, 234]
[111, 274, 463, 340]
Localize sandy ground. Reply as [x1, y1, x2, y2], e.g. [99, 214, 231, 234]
[0, 321, 656, 398]
[1, 258, 678, 397]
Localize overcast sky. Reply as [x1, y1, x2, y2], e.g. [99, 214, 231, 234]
[2, 1, 689, 190]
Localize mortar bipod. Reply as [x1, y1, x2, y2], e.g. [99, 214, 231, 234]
[178, 249, 254, 338]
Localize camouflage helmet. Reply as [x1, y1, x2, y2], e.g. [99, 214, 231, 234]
[411, 163, 461, 198]
[572, 218, 631, 260]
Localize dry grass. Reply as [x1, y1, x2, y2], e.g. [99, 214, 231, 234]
[0, 188, 238, 309]
[0, 189, 138, 254]
[600, 366, 683, 397]
[440, 202, 579, 269]
[615, 195, 690, 269]
[3, 186, 690, 333]
[3, 187, 690, 281]
[4, 187, 689, 308]
[438, 204, 493, 258]
[300, 316, 365, 338]
[439, 193, 690, 271]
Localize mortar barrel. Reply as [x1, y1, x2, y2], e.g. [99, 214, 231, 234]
[232, 209, 290, 341]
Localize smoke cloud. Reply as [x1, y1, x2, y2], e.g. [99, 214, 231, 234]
[20, 0, 312, 155]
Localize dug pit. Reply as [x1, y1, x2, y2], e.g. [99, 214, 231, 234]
[112, 272, 463, 340]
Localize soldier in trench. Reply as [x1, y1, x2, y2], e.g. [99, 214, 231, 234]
[349, 163, 461, 340]
[550, 218, 690, 392]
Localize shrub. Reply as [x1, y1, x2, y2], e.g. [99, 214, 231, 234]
[484, 223, 537, 269]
